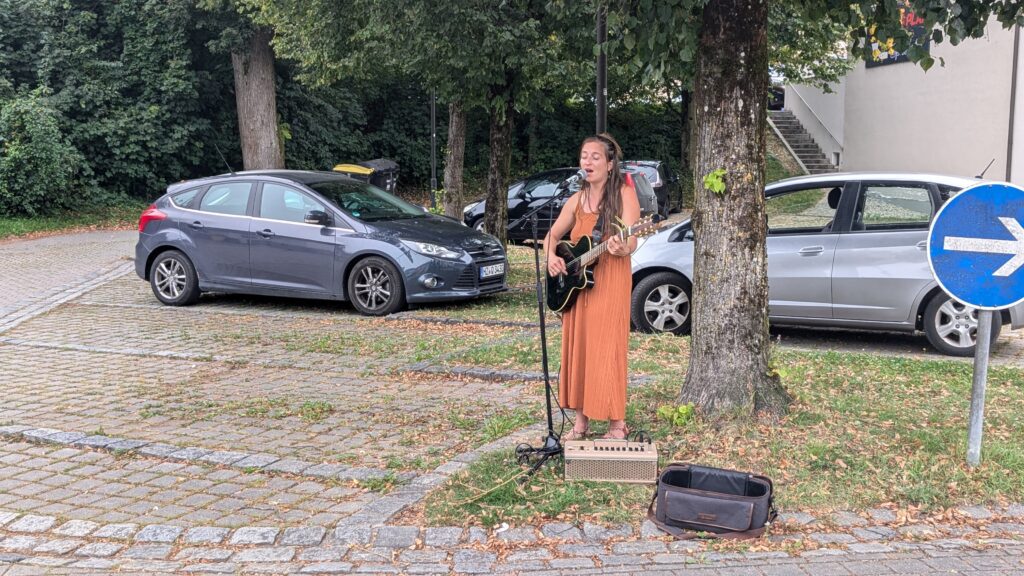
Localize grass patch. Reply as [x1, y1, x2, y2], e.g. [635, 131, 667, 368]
[0, 200, 147, 240]
[355, 473, 404, 494]
[424, 345, 1024, 527]
[298, 400, 335, 423]
[447, 406, 540, 444]
[425, 450, 650, 527]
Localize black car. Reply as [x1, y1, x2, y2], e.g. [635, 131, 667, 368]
[462, 167, 658, 241]
[622, 160, 682, 218]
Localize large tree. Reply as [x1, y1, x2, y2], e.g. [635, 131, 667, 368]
[200, 1, 284, 170]
[603, 0, 1023, 419]
[251, 0, 591, 243]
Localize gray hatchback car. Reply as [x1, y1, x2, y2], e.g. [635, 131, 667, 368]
[630, 172, 1024, 356]
[136, 170, 507, 315]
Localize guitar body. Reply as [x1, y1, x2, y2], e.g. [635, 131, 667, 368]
[544, 215, 664, 314]
[546, 236, 596, 313]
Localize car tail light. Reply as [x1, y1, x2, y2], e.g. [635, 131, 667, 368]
[138, 204, 167, 232]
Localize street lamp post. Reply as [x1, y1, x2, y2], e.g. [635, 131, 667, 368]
[596, 2, 607, 134]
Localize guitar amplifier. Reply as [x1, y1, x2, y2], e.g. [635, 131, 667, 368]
[564, 439, 658, 484]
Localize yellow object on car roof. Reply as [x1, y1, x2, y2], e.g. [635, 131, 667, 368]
[333, 164, 374, 175]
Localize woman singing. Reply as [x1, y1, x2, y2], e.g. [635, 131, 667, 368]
[544, 133, 639, 440]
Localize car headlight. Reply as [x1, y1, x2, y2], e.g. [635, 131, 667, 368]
[401, 240, 464, 260]
[463, 201, 481, 215]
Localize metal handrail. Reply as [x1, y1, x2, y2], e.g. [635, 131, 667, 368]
[785, 85, 843, 152]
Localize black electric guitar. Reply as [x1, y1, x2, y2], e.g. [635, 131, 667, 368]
[546, 215, 663, 313]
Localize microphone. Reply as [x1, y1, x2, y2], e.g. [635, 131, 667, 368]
[557, 168, 588, 190]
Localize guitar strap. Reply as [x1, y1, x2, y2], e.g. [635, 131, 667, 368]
[592, 212, 605, 244]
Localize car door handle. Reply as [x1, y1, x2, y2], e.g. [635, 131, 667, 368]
[257, 229, 275, 238]
[798, 246, 825, 256]
[190, 221, 204, 229]
[916, 241, 927, 250]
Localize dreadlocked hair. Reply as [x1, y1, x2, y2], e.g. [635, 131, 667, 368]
[580, 132, 626, 237]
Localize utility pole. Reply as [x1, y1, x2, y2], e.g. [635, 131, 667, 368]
[596, 1, 607, 133]
[430, 89, 438, 207]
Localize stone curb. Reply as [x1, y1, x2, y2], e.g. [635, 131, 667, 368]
[0, 261, 133, 335]
[0, 424, 406, 485]
[2, 509, 1023, 575]
[404, 364, 655, 386]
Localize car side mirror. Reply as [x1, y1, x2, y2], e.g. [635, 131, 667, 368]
[305, 210, 331, 226]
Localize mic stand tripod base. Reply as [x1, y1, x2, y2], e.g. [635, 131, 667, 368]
[516, 431, 563, 481]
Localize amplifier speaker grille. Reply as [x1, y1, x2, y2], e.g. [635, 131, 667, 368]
[564, 439, 658, 484]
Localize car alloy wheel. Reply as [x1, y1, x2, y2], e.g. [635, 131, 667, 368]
[631, 272, 692, 335]
[150, 250, 200, 306]
[923, 293, 1000, 356]
[348, 256, 405, 316]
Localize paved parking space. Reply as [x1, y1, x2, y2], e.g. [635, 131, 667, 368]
[0, 441, 368, 528]
[0, 231, 135, 317]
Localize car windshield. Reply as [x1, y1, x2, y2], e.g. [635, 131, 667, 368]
[307, 179, 426, 222]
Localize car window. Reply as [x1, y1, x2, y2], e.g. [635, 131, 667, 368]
[766, 187, 838, 234]
[260, 183, 326, 223]
[507, 182, 525, 199]
[170, 188, 201, 209]
[307, 179, 426, 221]
[624, 164, 660, 186]
[199, 183, 252, 216]
[522, 173, 574, 198]
[937, 184, 961, 204]
[856, 184, 934, 230]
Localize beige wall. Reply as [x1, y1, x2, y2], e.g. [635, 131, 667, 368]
[785, 80, 846, 166]
[842, 22, 1016, 181]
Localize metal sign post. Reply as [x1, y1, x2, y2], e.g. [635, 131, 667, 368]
[928, 182, 1024, 467]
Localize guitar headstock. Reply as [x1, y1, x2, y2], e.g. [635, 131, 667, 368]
[621, 214, 665, 239]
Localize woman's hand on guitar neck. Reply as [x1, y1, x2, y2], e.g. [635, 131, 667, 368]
[547, 254, 567, 277]
[607, 234, 630, 257]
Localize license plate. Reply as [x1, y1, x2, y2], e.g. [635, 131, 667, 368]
[480, 262, 505, 279]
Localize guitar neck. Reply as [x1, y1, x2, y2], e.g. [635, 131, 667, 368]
[573, 225, 638, 268]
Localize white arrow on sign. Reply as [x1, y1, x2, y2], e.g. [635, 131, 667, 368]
[944, 217, 1024, 277]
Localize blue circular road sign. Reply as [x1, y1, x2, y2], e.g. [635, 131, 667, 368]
[928, 182, 1024, 310]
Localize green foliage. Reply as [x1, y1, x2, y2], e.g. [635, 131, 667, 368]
[656, 403, 695, 427]
[702, 169, 727, 195]
[0, 91, 83, 216]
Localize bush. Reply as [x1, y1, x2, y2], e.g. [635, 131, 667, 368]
[0, 91, 83, 216]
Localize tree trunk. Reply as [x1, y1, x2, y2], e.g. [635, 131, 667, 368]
[231, 27, 284, 170]
[483, 96, 512, 246]
[442, 101, 467, 219]
[679, 0, 791, 419]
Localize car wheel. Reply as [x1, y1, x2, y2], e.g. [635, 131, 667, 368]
[150, 250, 200, 306]
[473, 218, 486, 233]
[631, 272, 692, 335]
[923, 293, 1001, 356]
[348, 256, 405, 316]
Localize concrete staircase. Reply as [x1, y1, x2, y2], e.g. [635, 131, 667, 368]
[769, 110, 837, 174]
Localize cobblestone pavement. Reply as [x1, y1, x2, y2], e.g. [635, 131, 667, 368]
[0, 231, 135, 318]
[2, 230, 1024, 574]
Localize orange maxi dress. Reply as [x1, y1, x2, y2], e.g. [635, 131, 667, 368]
[558, 203, 630, 421]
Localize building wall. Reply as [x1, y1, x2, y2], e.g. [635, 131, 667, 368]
[842, 22, 1016, 181]
[784, 79, 846, 167]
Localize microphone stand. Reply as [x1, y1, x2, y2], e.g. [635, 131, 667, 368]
[508, 181, 576, 479]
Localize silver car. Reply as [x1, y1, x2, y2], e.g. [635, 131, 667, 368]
[629, 172, 1024, 356]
